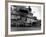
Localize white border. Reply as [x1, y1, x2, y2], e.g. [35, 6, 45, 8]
[8, 2, 44, 35]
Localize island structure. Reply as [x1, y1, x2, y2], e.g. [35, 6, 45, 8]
[11, 5, 41, 27]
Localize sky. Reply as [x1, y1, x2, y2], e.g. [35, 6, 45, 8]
[31, 6, 41, 20]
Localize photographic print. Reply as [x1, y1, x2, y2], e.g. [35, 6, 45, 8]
[8, 2, 45, 35]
